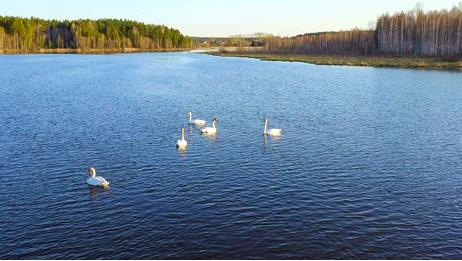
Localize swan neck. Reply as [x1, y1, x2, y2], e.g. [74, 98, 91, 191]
[264, 119, 268, 133]
[212, 120, 216, 128]
[188, 113, 192, 121]
[181, 128, 185, 140]
[88, 167, 96, 177]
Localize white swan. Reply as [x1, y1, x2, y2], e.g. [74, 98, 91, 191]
[188, 111, 206, 125]
[263, 117, 282, 136]
[200, 118, 218, 134]
[176, 127, 188, 148]
[86, 167, 109, 187]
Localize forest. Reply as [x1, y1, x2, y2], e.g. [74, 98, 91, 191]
[2, 5, 462, 58]
[0, 16, 192, 51]
[257, 5, 462, 58]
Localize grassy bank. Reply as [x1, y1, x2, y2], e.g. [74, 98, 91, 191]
[209, 52, 462, 70]
[0, 48, 191, 54]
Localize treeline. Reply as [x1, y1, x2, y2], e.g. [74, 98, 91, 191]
[193, 33, 272, 48]
[264, 30, 376, 56]
[259, 5, 462, 58]
[376, 5, 462, 57]
[0, 16, 192, 51]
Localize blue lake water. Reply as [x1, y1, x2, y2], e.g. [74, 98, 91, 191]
[1, 52, 462, 259]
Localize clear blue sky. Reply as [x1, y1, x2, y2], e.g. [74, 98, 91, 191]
[1, 0, 460, 37]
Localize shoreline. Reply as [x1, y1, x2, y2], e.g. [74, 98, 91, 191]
[0, 48, 191, 55]
[0, 47, 262, 55]
[208, 52, 462, 70]
[2, 48, 461, 70]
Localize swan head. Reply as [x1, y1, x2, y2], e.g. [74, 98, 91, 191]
[88, 167, 96, 177]
[213, 117, 218, 123]
[187, 111, 192, 116]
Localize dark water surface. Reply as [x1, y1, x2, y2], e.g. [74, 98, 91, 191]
[1, 53, 462, 259]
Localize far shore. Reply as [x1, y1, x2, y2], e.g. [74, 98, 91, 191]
[0, 48, 192, 54]
[0, 47, 262, 55]
[2, 48, 461, 70]
[208, 52, 462, 70]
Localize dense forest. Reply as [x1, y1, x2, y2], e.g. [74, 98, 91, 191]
[258, 5, 462, 58]
[376, 5, 462, 57]
[0, 16, 192, 51]
[264, 30, 376, 56]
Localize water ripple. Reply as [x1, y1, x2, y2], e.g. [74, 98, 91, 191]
[1, 53, 462, 259]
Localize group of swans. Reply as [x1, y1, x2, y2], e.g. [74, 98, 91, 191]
[177, 112, 219, 148]
[86, 112, 281, 188]
[177, 111, 282, 149]
[187, 111, 218, 134]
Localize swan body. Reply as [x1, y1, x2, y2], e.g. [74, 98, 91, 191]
[263, 118, 282, 136]
[201, 118, 218, 134]
[86, 167, 109, 187]
[176, 127, 188, 148]
[188, 112, 206, 125]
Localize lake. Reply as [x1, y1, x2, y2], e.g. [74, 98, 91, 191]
[1, 52, 462, 259]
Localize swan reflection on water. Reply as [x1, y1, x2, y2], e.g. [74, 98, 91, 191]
[177, 147, 187, 158]
[201, 132, 217, 142]
[88, 185, 111, 198]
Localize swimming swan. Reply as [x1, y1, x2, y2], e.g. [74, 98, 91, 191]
[86, 167, 110, 187]
[263, 117, 282, 136]
[188, 112, 206, 125]
[200, 118, 218, 134]
[176, 127, 188, 148]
